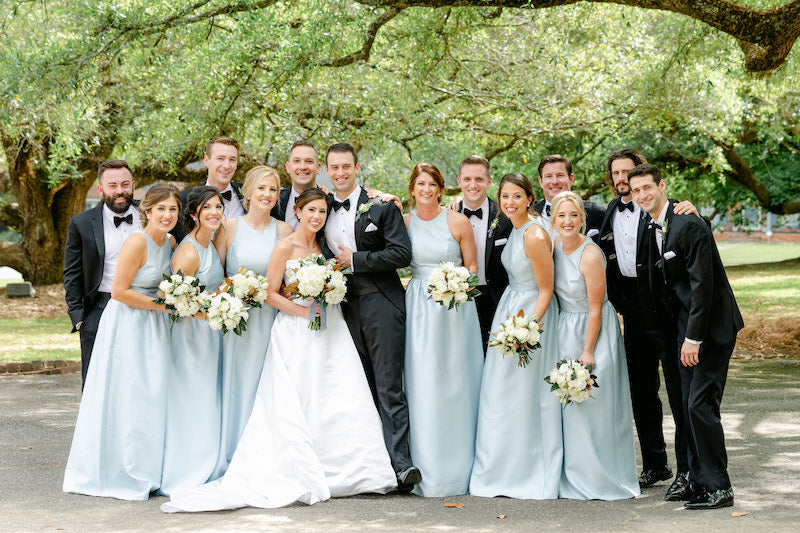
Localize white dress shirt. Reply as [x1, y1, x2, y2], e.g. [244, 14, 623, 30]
[207, 181, 244, 219]
[465, 199, 489, 285]
[540, 200, 552, 232]
[612, 199, 640, 278]
[99, 204, 141, 292]
[284, 187, 301, 230]
[326, 186, 361, 271]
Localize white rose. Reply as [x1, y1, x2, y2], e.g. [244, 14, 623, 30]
[574, 389, 590, 403]
[514, 327, 529, 342]
[170, 274, 182, 282]
[454, 291, 468, 303]
[527, 328, 540, 344]
[441, 293, 454, 308]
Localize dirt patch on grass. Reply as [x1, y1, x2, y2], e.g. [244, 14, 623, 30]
[0, 284, 69, 319]
[735, 316, 800, 358]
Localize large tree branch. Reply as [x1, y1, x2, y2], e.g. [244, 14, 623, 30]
[0, 241, 26, 273]
[358, 0, 800, 72]
[0, 202, 23, 230]
[319, 7, 406, 67]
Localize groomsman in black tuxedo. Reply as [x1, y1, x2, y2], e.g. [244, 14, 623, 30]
[322, 142, 420, 493]
[629, 164, 743, 510]
[598, 149, 690, 495]
[172, 137, 244, 242]
[533, 154, 604, 238]
[63, 160, 140, 389]
[271, 140, 322, 229]
[452, 156, 513, 351]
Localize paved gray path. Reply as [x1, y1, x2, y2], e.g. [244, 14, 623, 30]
[2, 359, 799, 533]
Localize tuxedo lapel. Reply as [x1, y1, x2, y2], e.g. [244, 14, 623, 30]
[353, 188, 372, 250]
[90, 204, 106, 266]
[231, 181, 244, 202]
[485, 198, 498, 272]
[534, 199, 546, 217]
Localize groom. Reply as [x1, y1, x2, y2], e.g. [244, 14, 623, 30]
[322, 142, 421, 493]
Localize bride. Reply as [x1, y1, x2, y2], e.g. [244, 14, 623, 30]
[162, 188, 397, 512]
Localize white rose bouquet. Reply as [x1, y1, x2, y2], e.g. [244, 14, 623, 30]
[488, 310, 543, 368]
[283, 253, 347, 330]
[544, 359, 599, 409]
[216, 267, 269, 308]
[206, 291, 250, 336]
[426, 261, 481, 311]
[153, 270, 210, 323]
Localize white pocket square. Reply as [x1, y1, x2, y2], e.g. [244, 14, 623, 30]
[664, 251, 677, 260]
[494, 238, 508, 246]
[365, 222, 379, 232]
[586, 228, 599, 238]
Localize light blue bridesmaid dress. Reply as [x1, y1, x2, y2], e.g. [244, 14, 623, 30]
[63, 231, 173, 500]
[160, 236, 224, 495]
[469, 218, 562, 499]
[404, 209, 484, 497]
[554, 238, 639, 500]
[211, 216, 279, 480]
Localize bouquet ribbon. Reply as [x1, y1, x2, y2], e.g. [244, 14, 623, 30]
[306, 301, 328, 331]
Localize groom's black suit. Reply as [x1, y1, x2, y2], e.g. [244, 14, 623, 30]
[269, 186, 293, 223]
[650, 203, 743, 492]
[598, 198, 688, 474]
[457, 198, 512, 349]
[322, 188, 414, 474]
[63, 202, 138, 388]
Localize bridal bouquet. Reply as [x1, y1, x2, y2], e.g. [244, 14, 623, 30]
[545, 359, 599, 408]
[488, 310, 542, 368]
[216, 267, 269, 308]
[206, 291, 250, 336]
[154, 270, 211, 323]
[283, 253, 347, 330]
[426, 261, 481, 310]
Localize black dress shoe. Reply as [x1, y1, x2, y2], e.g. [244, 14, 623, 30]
[684, 488, 734, 510]
[638, 465, 673, 488]
[664, 471, 693, 501]
[397, 466, 422, 494]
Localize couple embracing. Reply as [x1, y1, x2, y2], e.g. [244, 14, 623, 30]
[162, 143, 420, 512]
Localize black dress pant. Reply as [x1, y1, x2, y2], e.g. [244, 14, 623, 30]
[619, 278, 689, 472]
[77, 293, 112, 390]
[340, 291, 412, 474]
[679, 338, 734, 491]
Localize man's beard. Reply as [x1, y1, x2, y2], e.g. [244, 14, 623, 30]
[103, 192, 133, 214]
[615, 183, 630, 197]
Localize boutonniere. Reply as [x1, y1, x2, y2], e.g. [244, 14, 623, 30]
[356, 201, 374, 221]
[488, 216, 500, 238]
[661, 219, 669, 237]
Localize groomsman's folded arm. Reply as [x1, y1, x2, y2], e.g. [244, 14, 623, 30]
[352, 203, 412, 273]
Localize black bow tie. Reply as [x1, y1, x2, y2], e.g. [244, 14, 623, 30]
[332, 198, 351, 212]
[648, 221, 662, 231]
[545, 204, 551, 217]
[114, 214, 133, 227]
[617, 201, 635, 213]
[221, 190, 233, 201]
[464, 208, 482, 219]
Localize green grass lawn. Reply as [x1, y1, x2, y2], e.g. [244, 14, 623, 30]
[719, 243, 800, 266]
[0, 278, 20, 289]
[0, 317, 79, 362]
[727, 258, 800, 320]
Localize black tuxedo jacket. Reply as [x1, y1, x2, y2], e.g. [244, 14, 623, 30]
[534, 198, 604, 238]
[171, 181, 243, 243]
[653, 203, 744, 346]
[599, 197, 632, 312]
[458, 198, 511, 303]
[62, 201, 140, 332]
[322, 188, 412, 311]
[270, 186, 293, 222]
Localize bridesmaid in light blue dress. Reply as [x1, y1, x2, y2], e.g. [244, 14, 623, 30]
[211, 166, 294, 479]
[470, 173, 562, 499]
[63, 184, 181, 500]
[160, 186, 225, 496]
[402, 163, 483, 497]
[551, 191, 639, 500]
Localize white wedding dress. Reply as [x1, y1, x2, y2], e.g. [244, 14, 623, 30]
[162, 260, 397, 512]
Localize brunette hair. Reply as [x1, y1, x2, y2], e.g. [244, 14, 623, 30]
[627, 163, 663, 184]
[139, 183, 181, 227]
[551, 191, 586, 235]
[408, 163, 445, 206]
[205, 136, 240, 157]
[457, 155, 491, 178]
[241, 166, 280, 211]
[289, 140, 317, 156]
[537, 154, 573, 177]
[325, 142, 359, 165]
[183, 186, 224, 234]
[606, 148, 648, 184]
[97, 160, 132, 183]
[498, 172, 536, 215]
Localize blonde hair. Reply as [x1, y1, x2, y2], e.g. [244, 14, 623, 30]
[241, 166, 280, 211]
[551, 191, 586, 235]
